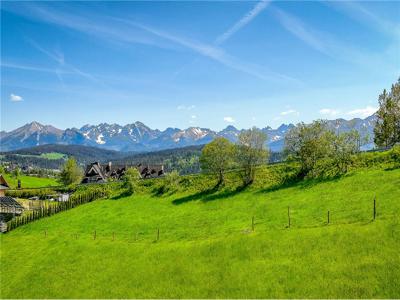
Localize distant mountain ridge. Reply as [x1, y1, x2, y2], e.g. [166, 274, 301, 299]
[0, 115, 377, 152]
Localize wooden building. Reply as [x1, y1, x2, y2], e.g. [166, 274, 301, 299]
[82, 162, 164, 183]
[0, 175, 24, 232]
[0, 174, 10, 197]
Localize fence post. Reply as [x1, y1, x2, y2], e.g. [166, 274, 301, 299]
[287, 206, 291, 228]
[112, 232, 115, 241]
[327, 210, 330, 225]
[157, 228, 160, 241]
[93, 230, 96, 240]
[373, 196, 376, 220]
[44, 229, 47, 238]
[252, 216, 255, 231]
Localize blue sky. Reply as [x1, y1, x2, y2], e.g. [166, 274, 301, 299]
[1, 1, 399, 132]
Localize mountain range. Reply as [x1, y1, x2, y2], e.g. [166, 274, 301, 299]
[0, 115, 377, 152]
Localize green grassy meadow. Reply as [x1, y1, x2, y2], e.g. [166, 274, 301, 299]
[38, 152, 66, 160]
[1, 167, 399, 298]
[2, 174, 59, 189]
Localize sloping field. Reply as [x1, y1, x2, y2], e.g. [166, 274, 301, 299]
[2, 174, 58, 189]
[1, 168, 399, 298]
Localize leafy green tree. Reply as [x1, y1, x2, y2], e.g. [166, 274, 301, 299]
[284, 120, 333, 177]
[286, 122, 361, 177]
[235, 127, 268, 185]
[164, 170, 180, 191]
[374, 79, 400, 148]
[200, 137, 234, 185]
[58, 157, 83, 186]
[123, 167, 141, 195]
[13, 167, 21, 179]
[331, 130, 360, 174]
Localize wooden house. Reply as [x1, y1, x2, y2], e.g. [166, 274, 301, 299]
[82, 162, 164, 183]
[0, 174, 10, 197]
[0, 175, 24, 232]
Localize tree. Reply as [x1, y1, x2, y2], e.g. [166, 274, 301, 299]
[13, 167, 21, 179]
[235, 127, 268, 185]
[331, 130, 359, 174]
[284, 120, 333, 177]
[123, 167, 141, 195]
[164, 170, 180, 191]
[200, 137, 234, 185]
[58, 157, 82, 186]
[374, 79, 400, 148]
[285, 121, 360, 177]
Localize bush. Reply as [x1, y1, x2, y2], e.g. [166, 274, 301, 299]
[6, 188, 57, 200]
[164, 170, 180, 191]
[123, 168, 141, 195]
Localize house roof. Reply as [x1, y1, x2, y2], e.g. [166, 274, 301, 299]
[0, 196, 24, 210]
[84, 162, 106, 181]
[0, 175, 10, 190]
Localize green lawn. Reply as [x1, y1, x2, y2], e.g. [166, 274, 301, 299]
[1, 168, 399, 298]
[2, 174, 59, 189]
[39, 152, 66, 160]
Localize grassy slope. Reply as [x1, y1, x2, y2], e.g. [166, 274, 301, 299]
[2, 174, 59, 189]
[1, 168, 399, 298]
[39, 152, 66, 160]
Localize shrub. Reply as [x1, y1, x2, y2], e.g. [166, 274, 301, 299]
[123, 168, 141, 195]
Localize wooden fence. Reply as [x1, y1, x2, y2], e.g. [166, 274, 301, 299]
[6, 190, 107, 232]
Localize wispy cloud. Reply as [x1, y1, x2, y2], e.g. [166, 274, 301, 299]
[280, 109, 299, 116]
[27, 38, 96, 82]
[347, 106, 377, 118]
[127, 21, 298, 83]
[5, 2, 298, 83]
[270, 6, 390, 70]
[271, 7, 328, 55]
[10, 93, 23, 102]
[215, 0, 271, 45]
[177, 105, 196, 111]
[5, 3, 163, 49]
[1, 61, 72, 74]
[319, 108, 340, 117]
[327, 1, 400, 39]
[223, 116, 235, 123]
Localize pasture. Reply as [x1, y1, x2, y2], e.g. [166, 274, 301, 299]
[2, 174, 59, 189]
[1, 168, 399, 298]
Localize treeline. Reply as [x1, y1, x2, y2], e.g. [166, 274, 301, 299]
[0, 154, 64, 170]
[112, 145, 204, 174]
[198, 78, 400, 185]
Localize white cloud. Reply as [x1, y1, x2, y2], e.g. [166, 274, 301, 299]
[280, 109, 299, 116]
[191, 115, 197, 119]
[177, 105, 196, 111]
[10, 93, 23, 102]
[319, 108, 340, 116]
[215, 0, 271, 45]
[347, 106, 377, 118]
[223, 116, 235, 123]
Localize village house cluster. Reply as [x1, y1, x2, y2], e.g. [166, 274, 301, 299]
[82, 162, 164, 183]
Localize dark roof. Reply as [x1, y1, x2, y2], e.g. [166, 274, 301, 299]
[0, 196, 24, 209]
[83, 162, 164, 181]
[84, 162, 106, 181]
[0, 175, 10, 190]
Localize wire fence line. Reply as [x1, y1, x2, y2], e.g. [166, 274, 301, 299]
[10, 197, 397, 242]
